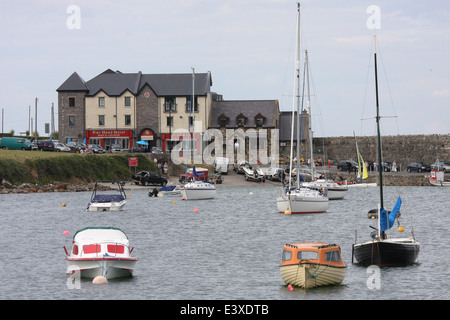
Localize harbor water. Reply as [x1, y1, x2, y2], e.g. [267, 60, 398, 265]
[0, 185, 448, 300]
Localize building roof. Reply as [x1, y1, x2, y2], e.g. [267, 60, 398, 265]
[57, 69, 212, 97]
[56, 72, 88, 92]
[210, 100, 279, 128]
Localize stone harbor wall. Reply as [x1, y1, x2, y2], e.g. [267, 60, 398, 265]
[314, 134, 450, 171]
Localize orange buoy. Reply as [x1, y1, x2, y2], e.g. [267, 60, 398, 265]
[92, 276, 108, 284]
[193, 208, 198, 213]
[288, 284, 294, 291]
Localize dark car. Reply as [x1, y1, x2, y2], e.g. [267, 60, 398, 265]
[67, 141, 87, 153]
[37, 140, 55, 151]
[87, 144, 105, 153]
[379, 162, 391, 172]
[337, 160, 359, 172]
[407, 162, 431, 173]
[151, 147, 163, 154]
[132, 171, 167, 186]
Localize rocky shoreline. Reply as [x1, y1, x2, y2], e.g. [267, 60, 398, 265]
[0, 179, 115, 194]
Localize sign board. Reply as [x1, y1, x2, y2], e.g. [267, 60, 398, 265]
[129, 157, 138, 167]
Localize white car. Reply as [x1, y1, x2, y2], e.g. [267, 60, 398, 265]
[54, 142, 71, 152]
[265, 167, 284, 181]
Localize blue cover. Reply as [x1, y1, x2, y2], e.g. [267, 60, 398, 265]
[92, 194, 125, 203]
[380, 197, 402, 231]
[160, 185, 176, 192]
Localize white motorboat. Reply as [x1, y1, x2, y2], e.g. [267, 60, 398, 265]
[86, 181, 127, 212]
[277, 186, 328, 214]
[65, 227, 138, 279]
[157, 185, 183, 197]
[182, 180, 216, 200]
[303, 179, 348, 200]
[242, 164, 265, 182]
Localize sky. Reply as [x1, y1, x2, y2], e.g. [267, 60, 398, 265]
[0, 0, 449, 138]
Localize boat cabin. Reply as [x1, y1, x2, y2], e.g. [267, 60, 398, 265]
[280, 243, 345, 267]
[67, 227, 133, 259]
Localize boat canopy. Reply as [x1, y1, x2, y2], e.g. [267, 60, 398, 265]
[73, 227, 129, 242]
[380, 197, 402, 232]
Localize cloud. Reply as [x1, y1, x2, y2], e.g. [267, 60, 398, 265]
[432, 89, 450, 97]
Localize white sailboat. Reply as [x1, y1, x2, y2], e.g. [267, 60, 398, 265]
[299, 50, 348, 200]
[182, 68, 216, 200]
[276, 3, 328, 214]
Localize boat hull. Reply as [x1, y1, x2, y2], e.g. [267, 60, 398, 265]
[277, 193, 328, 214]
[66, 257, 137, 279]
[279, 263, 346, 289]
[353, 238, 420, 266]
[346, 183, 377, 188]
[87, 200, 126, 212]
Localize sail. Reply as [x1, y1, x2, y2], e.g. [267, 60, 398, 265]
[380, 197, 402, 231]
[354, 135, 368, 179]
[192, 165, 203, 178]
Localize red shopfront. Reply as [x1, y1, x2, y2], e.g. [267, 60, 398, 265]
[86, 130, 134, 151]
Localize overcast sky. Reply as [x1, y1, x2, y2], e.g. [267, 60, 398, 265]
[0, 0, 448, 138]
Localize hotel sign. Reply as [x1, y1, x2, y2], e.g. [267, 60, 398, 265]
[89, 130, 131, 138]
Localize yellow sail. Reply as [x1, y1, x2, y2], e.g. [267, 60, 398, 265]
[354, 133, 368, 180]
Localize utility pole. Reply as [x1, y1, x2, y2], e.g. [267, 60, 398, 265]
[28, 106, 31, 134]
[35, 98, 38, 136]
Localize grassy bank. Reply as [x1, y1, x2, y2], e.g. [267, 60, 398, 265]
[0, 150, 157, 185]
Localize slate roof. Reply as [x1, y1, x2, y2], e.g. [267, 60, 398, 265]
[57, 69, 212, 97]
[210, 100, 279, 128]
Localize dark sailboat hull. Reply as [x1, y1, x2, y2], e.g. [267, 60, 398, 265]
[353, 238, 420, 266]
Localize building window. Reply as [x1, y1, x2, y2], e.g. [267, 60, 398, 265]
[125, 115, 131, 126]
[69, 116, 75, 126]
[186, 96, 198, 112]
[164, 97, 176, 112]
[99, 115, 105, 126]
[99, 97, 105, 107]
[167, 116, 173, 127]
[189, 116, 194, 126]
[255, 118, 264, 127]
[237, 118, 245, 127]
[124, 97, 131, 107]
[69, 97, 75, 107]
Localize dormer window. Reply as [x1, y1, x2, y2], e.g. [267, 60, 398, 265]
[236, 113, 247, 127]
[218, 113, 229, 128]
[254, 113, 265, 127]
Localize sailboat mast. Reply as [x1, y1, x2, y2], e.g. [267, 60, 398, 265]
[305, 50, 314, 180]
[373, 36, 384, 212]
[289, 2, 301, 189]
[185, 68, 195, 180]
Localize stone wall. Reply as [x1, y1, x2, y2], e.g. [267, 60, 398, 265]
[314, 134, 450, 171]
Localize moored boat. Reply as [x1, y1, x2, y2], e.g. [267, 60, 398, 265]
[280, 243, 347, 289]
[277, 186, 328, 213]
[352, 36, 420, 266]
[182, 180, 216, 200]
[157, 185, 183, 197]
[87, 181, 127, 212]
[304, 179, 348, 200]
[429, 170, 450, 187]
[65, 227, 138, 279]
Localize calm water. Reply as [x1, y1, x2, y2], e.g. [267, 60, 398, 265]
[0, 184, 448, 300]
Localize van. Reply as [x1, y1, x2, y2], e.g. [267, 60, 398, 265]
[214, 157, 229, 174]
[37, 140, 55, 151]
[0, 137, 34, 150]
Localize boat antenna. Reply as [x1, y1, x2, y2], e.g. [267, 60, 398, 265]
[374, 35, 385, 224]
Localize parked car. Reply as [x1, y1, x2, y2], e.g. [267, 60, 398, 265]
[67, 141, 87, 153]
[132, 171, 167, 186]
[379, 162, 391, 172]
[265, 167, 284, 181]
[0, 137, 34, 150]
[430, 160, 450, 173]
[337, 160, 359, 172]
[407, 162, 431, 173]
[111, 144, 124, 153]
[54, 142, 71, 152]
[151, 147, 163, 154]
[87, 144, 105, 153]
[37, 140, 55, 151]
